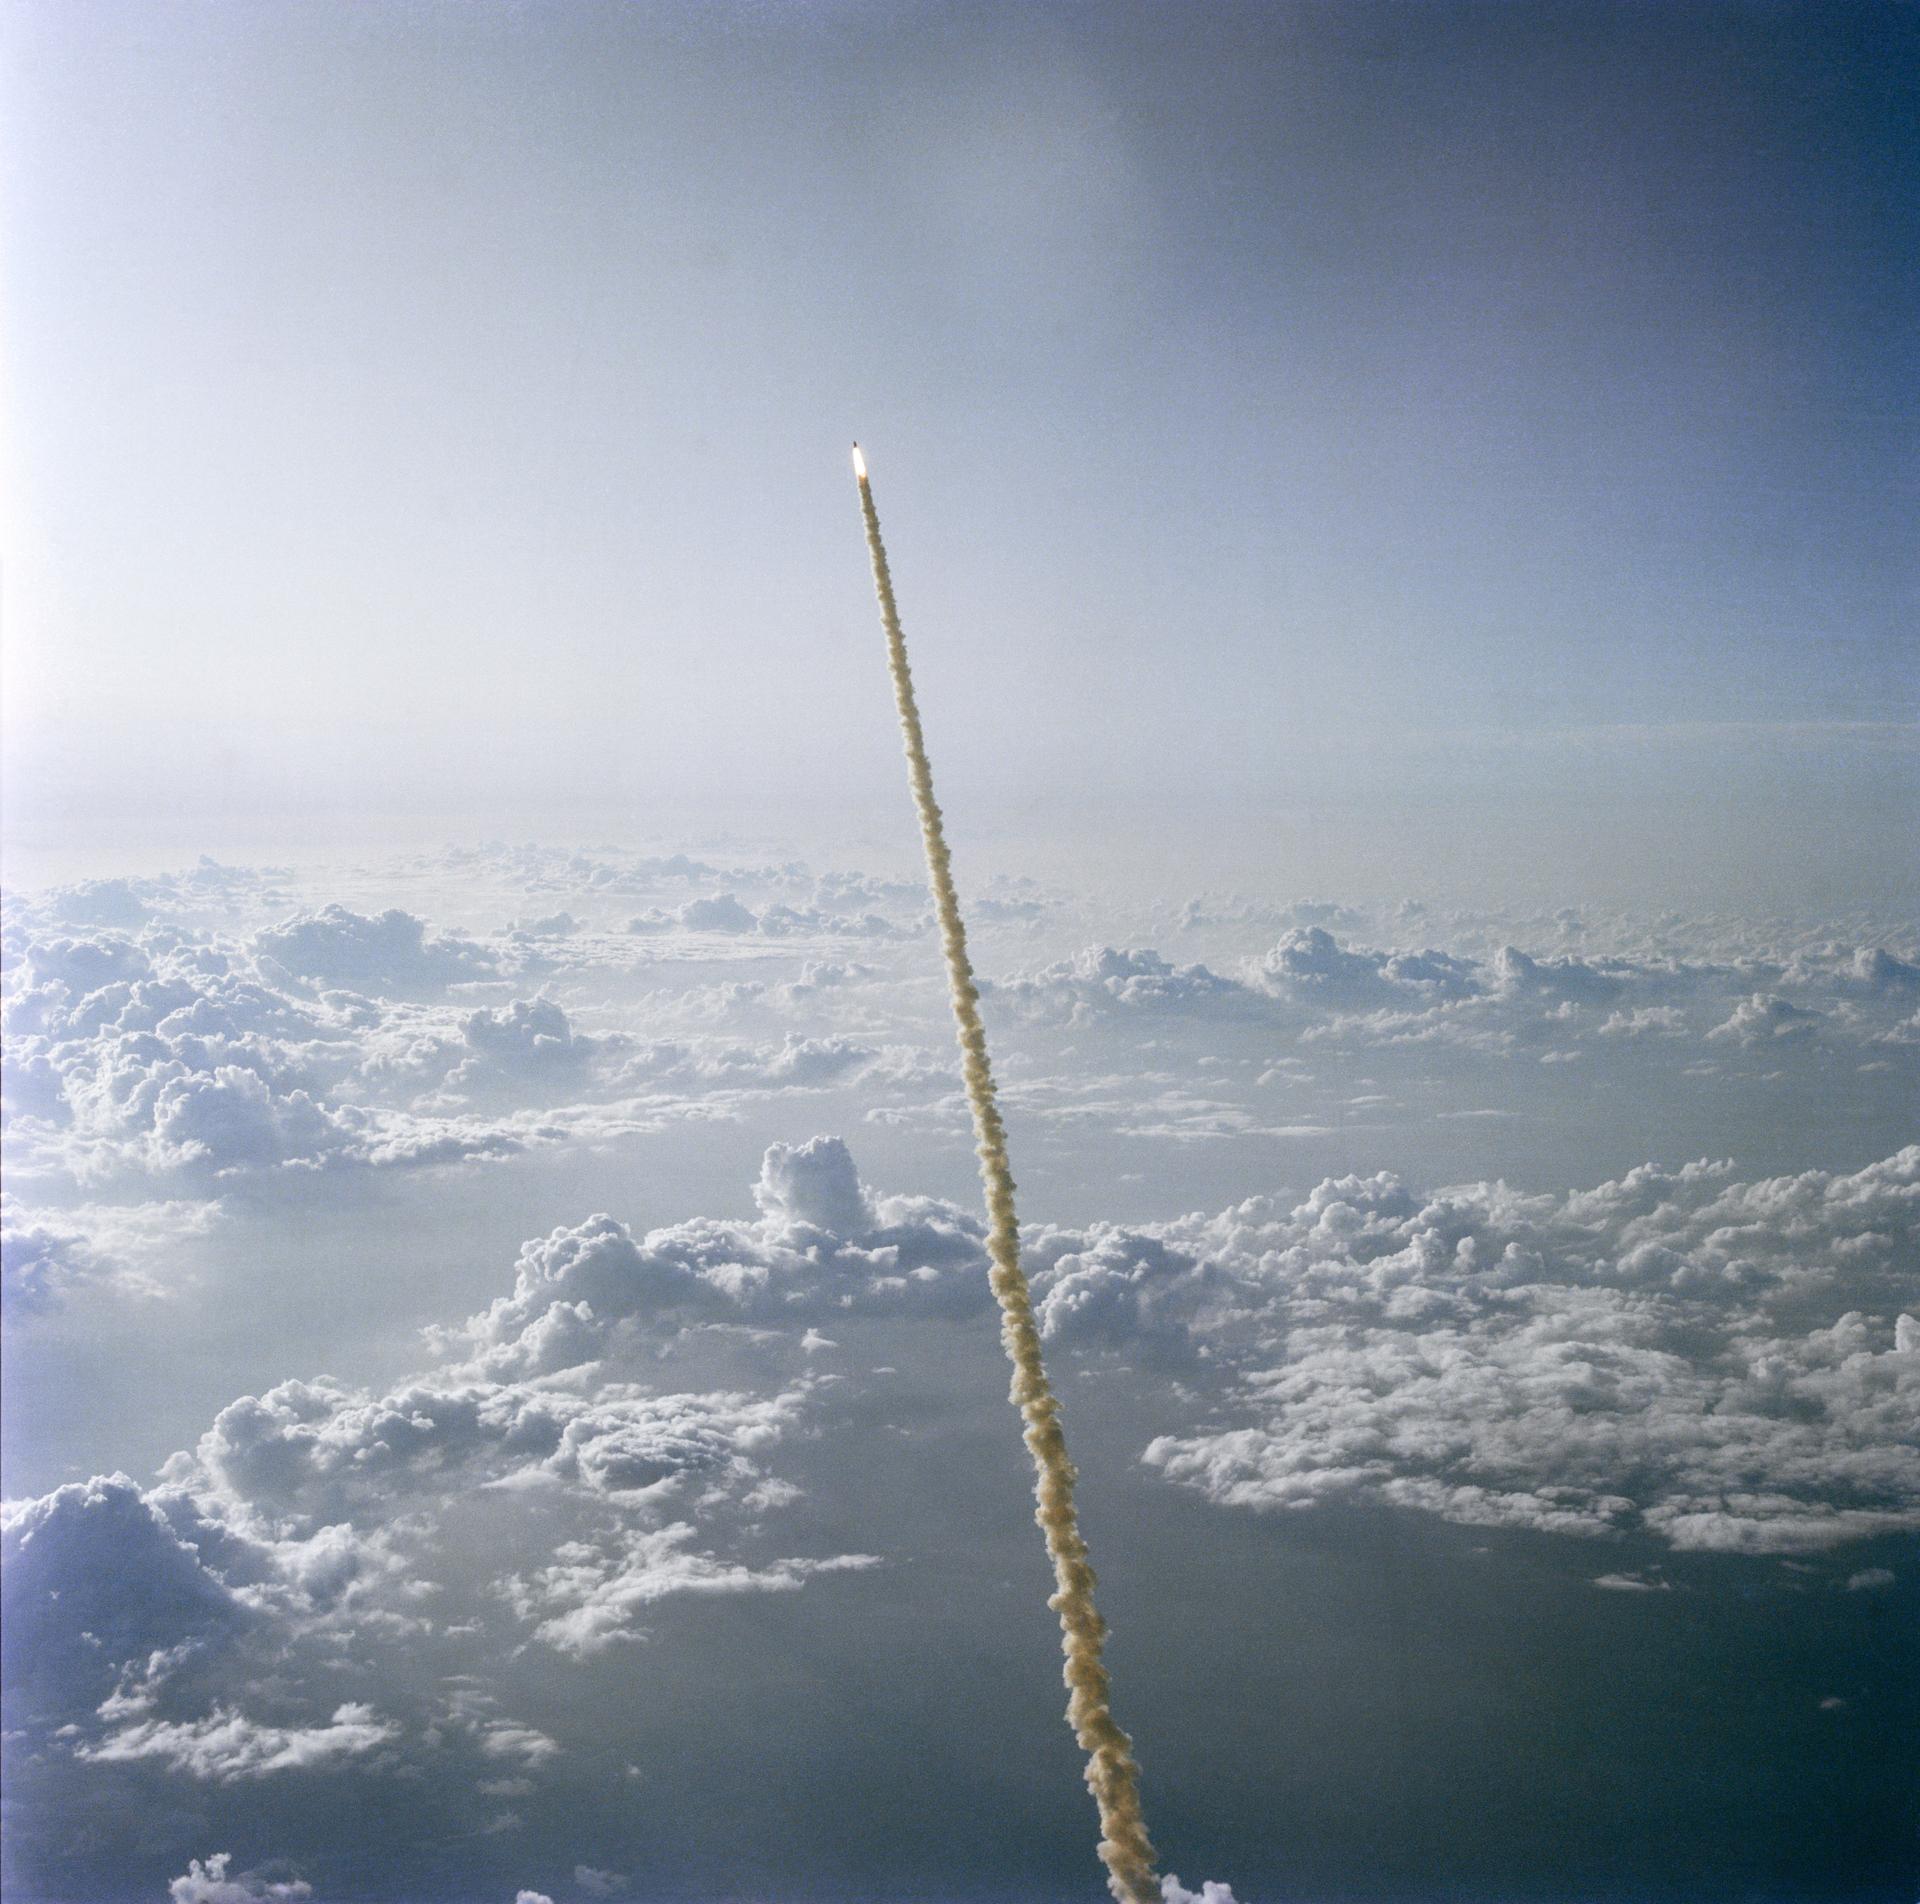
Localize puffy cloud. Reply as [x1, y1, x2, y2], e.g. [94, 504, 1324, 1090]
[1708, 992, 1820, 1045]
[12, 931, 160, 997]
[982, 922, 1916, 1087]
[148, 1066, 348, 1172]
[78, 1703, 397, 1782]
[168, 1853, 314, 1904]
[3, 1139, 920, 1672]
[252, 907, 496, 994]
[1850, 946, 1920, 991]
[12, 862, 294, 940]
[9, 870, 1910, 1268]
[997, 946, 1250, 1022]
[1029, 1229, 1224, 1358]
[5, 852, 1917, 1904]
[7, 874, 956, 1205]
[1486, 944, 1625, 1005]
[3, 930, 654, 1189]
[4, 1100, 1915, 1899]
[354, 1119, 1920, 1570]
[1161, 1877, 1241, 1904]
[504, 1525, 880, 1659]
[670, 893, 758, 935]
[722, 1035, 887, 1087]
[975, 919, 1920, 1077]
[1120, 1147, 1920, 1551]
[625, 889, 905, 941]
[459, 997, 595, 1072]
[413, 997, 633, 1105]
[47, 877, 155, 930]
[448, 1139, 988, 1378]
[572, 1866, 628, 1896]
[8, 1146, 960, 1723]
[511, 911, 579, 938]
[398, 1132, 1920, 1561]
[1, 1150, 902, 1886]
[1257, 928, 1478, 1007]
[2, 1474, 253, 1722]
[543, 1388, 804, 1502]
[2, 931, 393, 1181]
[754, 1134, 871, 1237]
[1596, 1006, 1689, 1038]
[173, 1367, 823, 1573]
[13, 854, 1920, 1585]
[2, 1200, 120, 1312]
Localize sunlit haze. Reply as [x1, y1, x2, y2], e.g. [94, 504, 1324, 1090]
[4, 2, 1914, 904]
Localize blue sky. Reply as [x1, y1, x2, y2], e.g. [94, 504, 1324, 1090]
[3, 0, 1914, 901]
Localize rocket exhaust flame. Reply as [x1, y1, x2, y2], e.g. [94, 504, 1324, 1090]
[851, 448, 1161, 1904]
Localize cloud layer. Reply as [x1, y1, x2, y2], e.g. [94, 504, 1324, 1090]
[4, 850, 1916, 1901]
[6, 1123, 1915, 1895]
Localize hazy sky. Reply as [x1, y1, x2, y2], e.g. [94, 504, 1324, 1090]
[3, 0, 1915, 900]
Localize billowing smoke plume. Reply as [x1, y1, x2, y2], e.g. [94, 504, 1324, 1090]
[853, 445, 1160, 1904]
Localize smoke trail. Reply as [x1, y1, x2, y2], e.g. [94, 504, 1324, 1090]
[852, 444, 1160, 1904]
